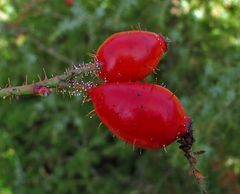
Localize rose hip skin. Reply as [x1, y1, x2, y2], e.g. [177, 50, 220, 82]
[90, 83, 189, 149]
[96, 31, 167, 82]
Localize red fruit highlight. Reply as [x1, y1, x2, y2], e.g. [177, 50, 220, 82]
[89, 82, 189, 149]
[96, 31, 167, 82]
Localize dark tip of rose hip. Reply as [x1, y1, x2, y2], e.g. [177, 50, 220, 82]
[185, 116, 193, 134]
[158, 34, 169, 53]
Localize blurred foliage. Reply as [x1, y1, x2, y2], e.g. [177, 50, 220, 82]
[0, 0, 240, 193]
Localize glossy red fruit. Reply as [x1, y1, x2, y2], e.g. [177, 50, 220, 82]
[96, 31, 167, 82]
[89, 82, 189, 149]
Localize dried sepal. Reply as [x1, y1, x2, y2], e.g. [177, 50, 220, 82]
[178, 119, 208, 194]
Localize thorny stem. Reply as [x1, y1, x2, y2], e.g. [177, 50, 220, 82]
[178, 119, 208, 194]
[0, 63, 100, 99]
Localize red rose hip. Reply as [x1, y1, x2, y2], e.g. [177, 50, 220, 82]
[89, 82, 189, 149]
[96, 31, 167, 82]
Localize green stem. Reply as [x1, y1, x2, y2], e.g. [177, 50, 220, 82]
[0, 63, 99, 99]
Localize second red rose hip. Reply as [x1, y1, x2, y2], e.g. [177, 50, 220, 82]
[89, 82, 189, 149]
[96, 31, 167, 82]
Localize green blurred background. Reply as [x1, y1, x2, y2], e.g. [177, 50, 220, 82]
[0, 0, 239, 193]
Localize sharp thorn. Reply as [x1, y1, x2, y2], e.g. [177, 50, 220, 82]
[98, 122, 103, 129]
[8, 78, 11, 87]
[82, 95, 88, 104]
[43, 68, 48, 80]
[86, 109, 96, 117]
[38, 74, 42, 81]
[87, 52, 96, 58]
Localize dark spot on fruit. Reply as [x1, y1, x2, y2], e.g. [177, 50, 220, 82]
[137, 93, 141, 96]
[140, 105, 144, 109]
[142, 37, 148, 41]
